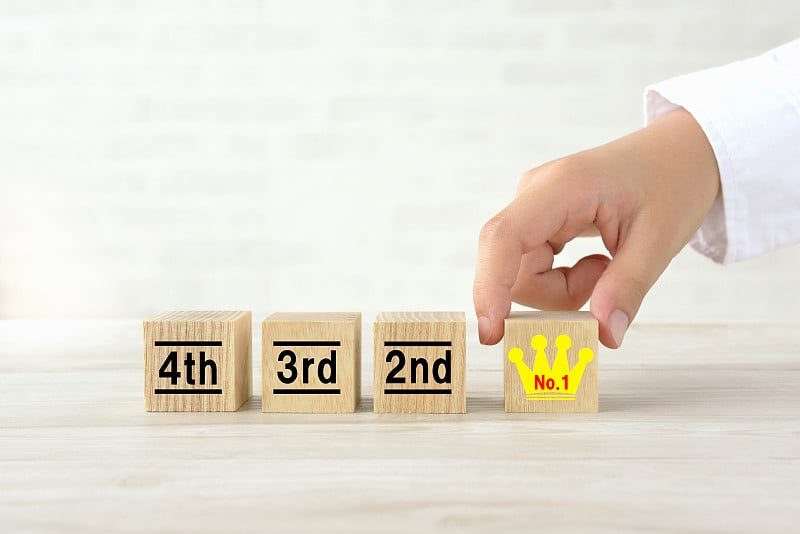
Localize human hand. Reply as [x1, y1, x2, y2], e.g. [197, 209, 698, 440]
[473, 109, 721, 348]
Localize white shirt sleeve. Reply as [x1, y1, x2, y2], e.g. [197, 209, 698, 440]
[644, 39, 800, 264]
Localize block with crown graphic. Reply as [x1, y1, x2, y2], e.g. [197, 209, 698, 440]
[504, 311, 598, 413]
[373, 312, 466, 414]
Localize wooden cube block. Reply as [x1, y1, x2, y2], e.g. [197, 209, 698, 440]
[262, 312, 361, 413]
[373, 312, 466, 414]
[504, 311, 598, 413]
[143, 311, 252, 412]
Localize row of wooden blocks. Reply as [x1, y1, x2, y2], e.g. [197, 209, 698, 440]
[144, 310, 599, 413]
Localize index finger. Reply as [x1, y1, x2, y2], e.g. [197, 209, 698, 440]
[473, 183, 570, 344]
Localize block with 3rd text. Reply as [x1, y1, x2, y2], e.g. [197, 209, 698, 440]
[262, 312, 361, 413]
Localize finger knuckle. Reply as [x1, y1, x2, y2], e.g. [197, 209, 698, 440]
[479, 213, 510, 245]
[546, 155, 590, 185]
[517, 168, 538, 191]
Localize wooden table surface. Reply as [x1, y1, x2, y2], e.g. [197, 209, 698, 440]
[1, 319, 798, 532]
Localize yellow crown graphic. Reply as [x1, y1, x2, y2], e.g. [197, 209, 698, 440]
[508, 334, 594, 401]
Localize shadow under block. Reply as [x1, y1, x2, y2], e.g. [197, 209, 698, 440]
[143, 311, 252, 412]
[504, 311, 598, 413]
[373, 312, 466, 414]
[262, 312, 361, 413]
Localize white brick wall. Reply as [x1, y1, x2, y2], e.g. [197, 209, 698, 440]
[0, 0, 798, 321]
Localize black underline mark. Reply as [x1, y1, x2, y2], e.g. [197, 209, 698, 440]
[154, 341, 222, 347]
[272, 388, 342, 395]
[383, 341, 451, 347]
[272, 341, 341, 347]
[154, 388, 223, 395]
[383, 389, 452, 395]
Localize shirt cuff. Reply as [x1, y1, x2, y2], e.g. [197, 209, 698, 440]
[643, 40, 800, 264]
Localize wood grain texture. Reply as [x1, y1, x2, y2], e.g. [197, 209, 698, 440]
[143, 311, 252, 411]
[262, 312, 361, 413]
[373, 311, 466, 413]
[1, 320, 799, 533]
[504, 311, 598, 413]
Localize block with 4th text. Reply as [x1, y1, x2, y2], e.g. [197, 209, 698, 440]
[143, 311, 252, 411]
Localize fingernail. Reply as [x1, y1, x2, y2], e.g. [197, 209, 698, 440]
[608, 309, 629, 347]
[478, 316, 491, 344]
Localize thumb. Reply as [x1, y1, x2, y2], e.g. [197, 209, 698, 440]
[589, 225, 673, 348]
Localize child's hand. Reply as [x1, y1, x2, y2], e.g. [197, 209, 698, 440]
[473, 109, 721, 348]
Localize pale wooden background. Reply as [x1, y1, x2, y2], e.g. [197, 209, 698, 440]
[1, 319, 797, 532]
